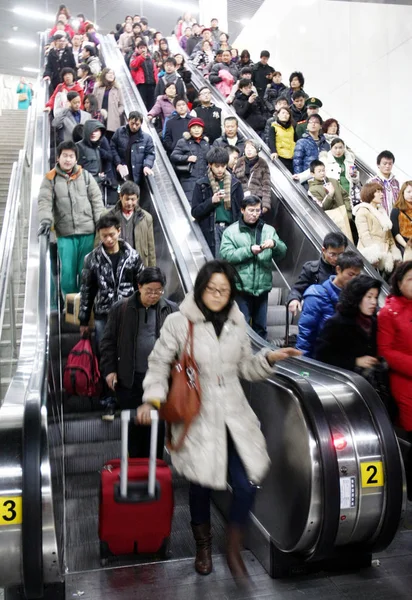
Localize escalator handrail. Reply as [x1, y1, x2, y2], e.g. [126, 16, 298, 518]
[303, 358, 404, 552]
[101, 35, 214, 263]
[173, 40, 389, 290]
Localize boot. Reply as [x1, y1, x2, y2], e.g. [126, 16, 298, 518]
[191, 522, 212, 575]
[226, 525, 248, 577]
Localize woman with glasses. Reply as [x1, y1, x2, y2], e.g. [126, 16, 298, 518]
[136, 260, 300, 578]
[100, 267, 178, 448]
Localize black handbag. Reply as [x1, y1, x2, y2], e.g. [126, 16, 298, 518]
[175, 163, 194, 175]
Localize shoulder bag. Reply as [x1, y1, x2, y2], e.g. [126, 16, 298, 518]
[159, 320, 201, 451]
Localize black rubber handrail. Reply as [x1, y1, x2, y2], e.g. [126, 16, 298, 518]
[22, 232, 50, 599]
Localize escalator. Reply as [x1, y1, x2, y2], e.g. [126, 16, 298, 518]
[0, 33, 405, 600]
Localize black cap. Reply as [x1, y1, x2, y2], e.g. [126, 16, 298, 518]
[305, 97, 323, 109]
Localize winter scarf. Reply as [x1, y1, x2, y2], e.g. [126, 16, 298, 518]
[207, 167, 232, 210]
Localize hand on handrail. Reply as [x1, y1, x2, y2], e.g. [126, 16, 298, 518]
[37, 221, 51, 237]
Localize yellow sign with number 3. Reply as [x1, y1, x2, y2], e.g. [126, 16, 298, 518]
[0, 496, 22, 526]
[360, 462, 384, 488]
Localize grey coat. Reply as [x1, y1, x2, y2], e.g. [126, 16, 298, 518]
[142, 292, 273, 489]
[51, 108, 91, 141]
[93, 83, 125, 133]
[38, 165, 104, 237]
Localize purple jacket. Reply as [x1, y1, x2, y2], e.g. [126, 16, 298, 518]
[147, 95, 175, 127]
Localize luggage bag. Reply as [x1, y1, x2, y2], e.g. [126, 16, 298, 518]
[99, 409, 174, 559]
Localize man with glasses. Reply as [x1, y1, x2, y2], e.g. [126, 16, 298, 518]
[287, 231, 348, 316]
[220, 195, 287, 339]
[100, 268, 178, 453]
[78, 213, 144, 421]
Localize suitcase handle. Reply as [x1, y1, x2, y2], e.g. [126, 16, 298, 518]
[120, 409, 159, 500]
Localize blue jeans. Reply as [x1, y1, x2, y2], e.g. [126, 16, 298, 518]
[189, 433, 257, 526]
[236, 291, 269, 340]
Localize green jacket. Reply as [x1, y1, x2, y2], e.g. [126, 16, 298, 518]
[308, 176, 352, 218]
[220, 218, 287, 296]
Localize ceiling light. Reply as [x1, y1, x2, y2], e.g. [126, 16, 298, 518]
[21, 67, 40, 73]
[12, 7, 54, 22]
[12, 26, 18, 31]
[8, 38, 37, 48]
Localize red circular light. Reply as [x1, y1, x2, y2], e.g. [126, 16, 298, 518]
[333, 433, 348, 451]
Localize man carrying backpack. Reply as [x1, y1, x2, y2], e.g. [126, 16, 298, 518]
[78, 213, 144, 420]
[38, 140, 104, 298]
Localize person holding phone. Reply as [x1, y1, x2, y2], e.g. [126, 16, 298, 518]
[319, 138, 361, 207]
[191, 147, 244, 257]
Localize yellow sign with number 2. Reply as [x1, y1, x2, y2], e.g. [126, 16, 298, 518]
[0, 496, 22, 526]
[360, 462, 384, 488]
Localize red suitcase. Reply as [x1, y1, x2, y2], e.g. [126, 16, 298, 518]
[99, 409, 174, 558]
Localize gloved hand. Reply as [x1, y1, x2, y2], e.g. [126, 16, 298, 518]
[37, 221, 51, 236]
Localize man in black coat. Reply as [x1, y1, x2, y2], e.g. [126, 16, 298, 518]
[100, 267, 178, 454]
[232, 79, 267, 135]
[163, 96, 193, 154]
[110, 111, 155, 184]
[154, 57, 186, 98]
[252, 50, 275, 99]
[192, 86, 222, 145]
[43, 34, 76, 93]
[287, 232, 348, 315]
[213, 116, 247, 155]
[191, 146, 244, 257]
[185, 23, 202, 57]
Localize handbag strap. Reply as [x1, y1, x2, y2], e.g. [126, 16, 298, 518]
[401, 210, 412, 224]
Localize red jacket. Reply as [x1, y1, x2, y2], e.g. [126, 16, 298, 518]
[130, 53, 159, 86]
[50, 24, 75, 39]
[378, 294, 412, 430]
[45, 81, 84, 110]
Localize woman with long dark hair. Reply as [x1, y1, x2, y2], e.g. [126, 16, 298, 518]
[137, 260, 300, 577]
[93, 68, 125, 139]
[315, 275, 381, 372]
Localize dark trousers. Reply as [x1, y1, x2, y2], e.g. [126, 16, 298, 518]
[137, 83, 156, 111]
[236, 291, 269, 339]
[189, 433, 256, 526]
[116, 372, 165, 459]
[279, 157, 294, 173]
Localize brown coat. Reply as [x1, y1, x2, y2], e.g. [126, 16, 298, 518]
[233, 156, 271, 211]
[109, 203, 156, 267]
[93, 83, 125, 133]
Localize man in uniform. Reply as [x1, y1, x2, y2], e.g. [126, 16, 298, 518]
[295, 97, 323, 140]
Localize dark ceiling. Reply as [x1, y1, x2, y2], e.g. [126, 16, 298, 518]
[0, 0, 200, 76]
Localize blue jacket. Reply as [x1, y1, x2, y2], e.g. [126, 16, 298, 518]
[110, 126, 155, 184]
[296, 276, 341, 357]
[293, 133, 330, 174]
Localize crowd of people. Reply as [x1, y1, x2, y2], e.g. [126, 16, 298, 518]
[35, 4, 412, 580]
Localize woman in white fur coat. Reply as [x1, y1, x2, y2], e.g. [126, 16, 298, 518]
[353, 181, 401, 274]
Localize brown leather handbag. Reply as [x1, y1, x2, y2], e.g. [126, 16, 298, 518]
[159, 320, 201, 451]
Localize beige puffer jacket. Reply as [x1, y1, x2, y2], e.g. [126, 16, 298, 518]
[143, 292, 274, 489]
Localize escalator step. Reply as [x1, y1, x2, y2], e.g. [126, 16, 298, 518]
[269, 287, 283, 305]
[48, 416, 121, 446]
[52, 440, 121, 475]
[267, 304, 292, 326]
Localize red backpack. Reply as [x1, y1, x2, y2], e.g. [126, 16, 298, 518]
[63, 337, 101, 397]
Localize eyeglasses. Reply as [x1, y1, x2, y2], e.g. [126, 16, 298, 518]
[205, 285, 231, 297]
[144, 288, 164, 297]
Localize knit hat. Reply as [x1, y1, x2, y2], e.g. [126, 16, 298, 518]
[188, 117, 205, 129]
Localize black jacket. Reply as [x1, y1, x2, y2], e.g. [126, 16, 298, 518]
[110, 125, 155, 184]
[79, 240, 144, 323]
[191, 175, 243, 256]
[154, 73, 186, 98]
[232, 90, 267, 133]
[170, 133, 210, 202]
[44, 47, 76, 93]
[186, 34, 202, 57]
[193, 104, 222, 144]
[287, 257, 336, 304]
[213, 131, 247, 155]
[163, 113, 192, 153]
[76, 120, 115, 183]
[290, 104, 308, 125]
[263, 83, 287, 114]
[99, 293, 178, 388]
[314, 312, 377, 371]
[252, 61, 275, 96]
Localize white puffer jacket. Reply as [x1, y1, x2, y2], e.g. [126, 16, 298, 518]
[319, 148, 360, 192]
[143, 292, 273, 489]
